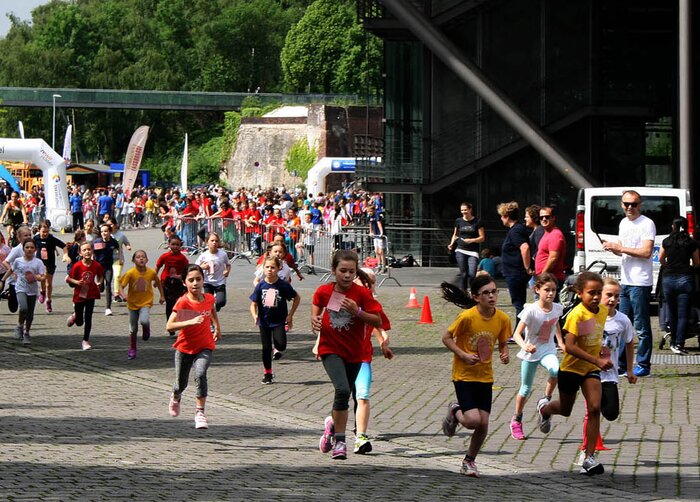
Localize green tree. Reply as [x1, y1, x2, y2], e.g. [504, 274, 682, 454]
[285, 137, 317, 181]
[281, 0, 382, 95]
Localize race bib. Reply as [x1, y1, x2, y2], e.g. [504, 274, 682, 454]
[135, 277, 147, 293]
[537, 318, 557, 343]
[327, 291, 345, 312]
[40, 248, 48, 260]
[94, 242, 105, 251]
[476, 336, 492, 363]
[263, 288, 278, 307]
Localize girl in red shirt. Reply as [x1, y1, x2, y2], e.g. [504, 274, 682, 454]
[166, 264, 221, 430]
[312, 250, 381, 460]
[66, 242, 104, 351]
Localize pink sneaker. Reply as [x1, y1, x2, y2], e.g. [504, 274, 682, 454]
[38, 291, 45, 304]
[46, 300, 52, 313]
[331, 440, 347, 460]
[67, 313, 76, 327]
[319, 416, 335, 453]
[127, 348, 137, 360]
[168, 395, 181, 417]
[510, 418, 525, 440]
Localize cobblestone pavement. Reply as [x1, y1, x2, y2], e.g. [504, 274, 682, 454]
[0, 229, 698, 501]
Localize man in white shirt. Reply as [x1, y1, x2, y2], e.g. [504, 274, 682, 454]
[602, 190, 655, 377]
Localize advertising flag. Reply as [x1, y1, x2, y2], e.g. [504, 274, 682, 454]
[62, 124, 72, 165]
[181, 133, 188, 192]
[122, 125, 149, 197]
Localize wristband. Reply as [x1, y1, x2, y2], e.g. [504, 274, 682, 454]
[357, 307, 362, 317]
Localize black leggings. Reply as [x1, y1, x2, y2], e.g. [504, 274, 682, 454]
[75, 299, 95, 341]
[321, 354, 361, 411]
[7, 283, 18, 313]
[102, 269, 113, 309]
[601, 381, 620, 422]
[259, 325, 287, 371]
[203, 283, 227, 312]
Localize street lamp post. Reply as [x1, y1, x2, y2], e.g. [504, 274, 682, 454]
[52, 94, 62, 150]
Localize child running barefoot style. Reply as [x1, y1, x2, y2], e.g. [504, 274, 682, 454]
[119, 250, 165, 360]
[195, 233, 230, 313]
[33, 221, 65, 313]
[249, 256, 300, 384]
[509, 272, 565, 440]
[313, 250, 382, 460]
[2, 240, 46, 346]
[440, 275, 511, 478]
[156, 236, 190, 337]
[166, 264, 221, 429]
[66, 242, 104, 350]
[536, 271, 612, 476]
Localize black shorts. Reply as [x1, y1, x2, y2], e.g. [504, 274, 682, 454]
[45, 265, 56, 275]
[453, 380, 493, 413]
[558, 369, 600, 395]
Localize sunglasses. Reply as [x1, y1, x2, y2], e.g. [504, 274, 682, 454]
[539, 215, 553, 221]
[622, 202, 640, 208]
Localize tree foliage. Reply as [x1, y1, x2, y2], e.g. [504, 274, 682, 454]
[285, 137, 317, 181]
[0, 0, 379, 184]
[281, 0, 382, 94]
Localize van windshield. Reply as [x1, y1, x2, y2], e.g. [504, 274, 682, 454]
[591, 196, 680, 235]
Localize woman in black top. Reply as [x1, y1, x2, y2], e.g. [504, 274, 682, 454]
[658, 216, 699, 354]
[448, 202, 485, 290]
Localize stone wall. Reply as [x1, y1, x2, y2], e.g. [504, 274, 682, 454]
[223, 104, 383, 189]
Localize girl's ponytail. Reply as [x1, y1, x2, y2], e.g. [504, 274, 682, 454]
[441, 281, 477, 309]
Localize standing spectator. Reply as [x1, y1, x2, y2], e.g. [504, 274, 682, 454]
[368, 205, 388, 273]
[524, 205, 543, 289]
[658, 217, 699, 354]
[448, 202, 485, 291]
[68, 186, 84, 230]
[534, 206, 567, 293]
[602, 190, 656, 377]
[97, 190, 115, 221]
[497, 202, 532, 323]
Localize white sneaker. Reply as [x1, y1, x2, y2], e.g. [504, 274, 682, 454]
[82, 340, 92, 351]
[194, 411, 208, 429]
[105, 308, 113, 316]
[21, 333, 31, 346]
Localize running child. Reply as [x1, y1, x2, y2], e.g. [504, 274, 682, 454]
[119, 250, 165, 360]
[509, 272, 565, 440]
[590, 278, 637, 440]
[249, 256, 300, 384]
[109, 218, 132, 302]
[295, 212, 316, 273]
[156, 235, 190, 336]
[63, 229, 86, 276]
[93, 224, 122, 316]
[440, 275, 510, 477]
[351, 268, 394, 455]
[2, 240, 46, 346]
[253, 242, 293, 286]
[313, 250, 382, 460]
[67, 242, 104, 350]
[33, 221, 66, 313]
[536, 271, 611, 476]
[195, 233, 230, 312]
[1, 225, 34, 315]
[166, 264, 221, 430]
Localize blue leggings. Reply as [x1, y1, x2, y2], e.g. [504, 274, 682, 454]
[518, 353, 559, 398]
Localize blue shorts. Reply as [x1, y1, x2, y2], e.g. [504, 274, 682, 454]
[354, 362, 372, 400]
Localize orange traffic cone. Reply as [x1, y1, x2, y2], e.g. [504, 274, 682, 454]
[581, 404, 611, 452]
[405, 287, 421, 308]
[418, 296, 434, 324]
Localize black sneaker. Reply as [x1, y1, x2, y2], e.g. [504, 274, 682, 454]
[261, 373, 274, 385]
[273, 349, 283, 360]
[659, 331, 671, 349]
[671, 345, 688, 355]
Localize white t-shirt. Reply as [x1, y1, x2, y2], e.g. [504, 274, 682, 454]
[619, 215, 656, 287]
[601, 310, 635, 383]
[12, 256, 46, 295]
[195, 249, 229, 287]
[300, 221, 316, 246]
[516, 302, 564, 361]
[5, 244, 24, 286]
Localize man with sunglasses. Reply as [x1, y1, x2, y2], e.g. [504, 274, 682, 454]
[534, 207, 566, 294]
[602, 190, 655, 377]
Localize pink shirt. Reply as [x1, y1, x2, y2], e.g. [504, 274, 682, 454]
[535, 227, 566, 281]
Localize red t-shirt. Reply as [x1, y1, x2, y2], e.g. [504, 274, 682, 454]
[360, 309, 391, 362]
[70, 260, 104, 303]
[172, 293, 217, 354]
[534, 227, 567, 281]
[218, 208, 235, 219]
[156, 251, 190, 283]
[313, 282, 382, 363]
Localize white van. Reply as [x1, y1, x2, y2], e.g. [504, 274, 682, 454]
[572, 187, 694, 295]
